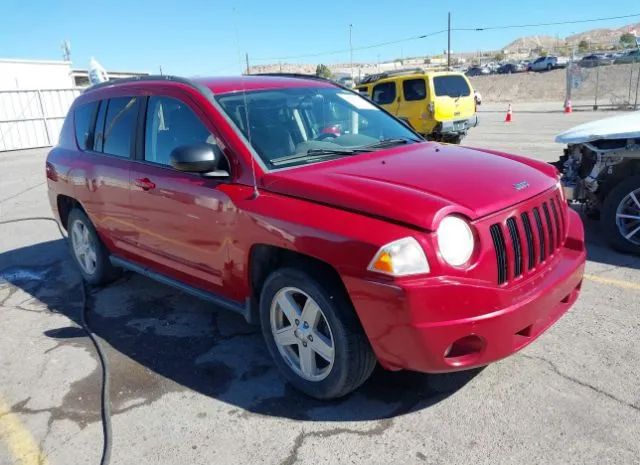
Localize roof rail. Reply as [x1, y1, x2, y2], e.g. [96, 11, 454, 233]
[359, 68, 425, 85]
[82, 74, 194, 93]
[251, 72, 335, 83]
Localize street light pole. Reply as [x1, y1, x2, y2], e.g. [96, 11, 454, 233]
[349, 24, 354, 79]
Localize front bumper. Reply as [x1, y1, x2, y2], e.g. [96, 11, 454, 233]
[344, 208, 585, 373]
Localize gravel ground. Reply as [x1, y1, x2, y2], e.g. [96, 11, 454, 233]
[1, 105, 639, 465]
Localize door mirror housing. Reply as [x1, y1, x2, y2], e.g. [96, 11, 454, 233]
[170, 143, 229, 177]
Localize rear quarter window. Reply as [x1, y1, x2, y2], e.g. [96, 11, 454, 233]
[371, 82, 396, 105]
[73, 101, 99, 150]
[433, 75, 471, 97]
[402, 78, 427, 101]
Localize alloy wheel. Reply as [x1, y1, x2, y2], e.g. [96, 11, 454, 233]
[616, 188, 640, 245]
[71, 219, 97, 275]
[269, 287, 335, 382]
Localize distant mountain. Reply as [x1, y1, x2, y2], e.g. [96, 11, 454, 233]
[566, 22, 640, 46]
[503, 22, 639, 52]
[503, 35, 562, 52]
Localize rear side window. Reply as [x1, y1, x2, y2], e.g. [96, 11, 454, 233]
[433, 75, 471, 97]
[73, 101, 99, 150]
[144, 96, 214, 166]
[402, 78, 427, 101]
[371, 82, 396, 105]
[101, 97, 139, 158]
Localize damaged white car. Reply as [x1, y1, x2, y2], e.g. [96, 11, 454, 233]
[553, 111, 640, 253]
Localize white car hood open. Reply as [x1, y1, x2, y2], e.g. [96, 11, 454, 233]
[555, 111, 640, 144]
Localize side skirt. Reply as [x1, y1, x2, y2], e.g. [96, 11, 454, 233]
[109, 255, 252, 322]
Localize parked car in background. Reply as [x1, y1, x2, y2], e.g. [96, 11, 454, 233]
[47, 74, 586, 399]
[530, 56, 566, 72]
[357, 69, 478, 143]
[466, 66, 490, 77]
[497, 63, 525, 74]
[614, 49, 640, 64]
[578, 54, 614, 67]
[336, 76, 355, 88]
[553, 111, 640, 254]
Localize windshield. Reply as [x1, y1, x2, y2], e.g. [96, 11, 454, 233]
[215, 86, 419, 168]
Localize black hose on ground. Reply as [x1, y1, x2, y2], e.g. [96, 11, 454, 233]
[0, 217, 112, 465]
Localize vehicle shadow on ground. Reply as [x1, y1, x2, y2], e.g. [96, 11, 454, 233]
[0, 239, 481, 424]
[573, 205, 640, 270]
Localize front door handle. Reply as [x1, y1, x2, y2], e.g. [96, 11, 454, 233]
[134, 177, 156, 191]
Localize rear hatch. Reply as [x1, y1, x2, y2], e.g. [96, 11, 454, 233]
[431, 73, 475, 123]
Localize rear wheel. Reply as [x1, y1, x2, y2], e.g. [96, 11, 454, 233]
[602, 175, 640, 254]
[259, 267, 376, 399]
[68, 208, 120, 285]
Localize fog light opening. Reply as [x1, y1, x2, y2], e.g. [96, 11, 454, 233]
[516, 324, 533, 338]
[444, 335, 484, 363]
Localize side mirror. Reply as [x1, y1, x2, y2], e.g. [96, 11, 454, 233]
[169, 143, 229, 177]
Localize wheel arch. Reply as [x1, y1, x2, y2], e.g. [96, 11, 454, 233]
[56, 195, 87, 230]
[598, 159, 640, 203]
[248, 244, 355, 324]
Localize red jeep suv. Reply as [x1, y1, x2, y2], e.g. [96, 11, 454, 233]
[46, 75, 585, 399]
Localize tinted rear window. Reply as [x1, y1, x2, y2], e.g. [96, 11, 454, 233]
[73, 101, 98, 150]
[433, 75, 471, 97]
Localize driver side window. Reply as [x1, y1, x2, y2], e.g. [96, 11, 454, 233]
[144, 96, 216, 166]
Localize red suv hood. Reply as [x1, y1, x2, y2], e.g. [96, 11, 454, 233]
[261, 142, 556, 230]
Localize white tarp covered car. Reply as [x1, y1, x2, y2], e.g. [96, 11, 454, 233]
[554, 111, 640, 253]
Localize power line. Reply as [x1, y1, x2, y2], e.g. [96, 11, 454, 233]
[252, 12, 640, 63]
[253, 30, 447, 62]
[457, 13, 640, 32]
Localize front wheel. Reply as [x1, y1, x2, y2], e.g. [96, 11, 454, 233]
[259, 267, 376, 399]
[601, 175, 640, 254]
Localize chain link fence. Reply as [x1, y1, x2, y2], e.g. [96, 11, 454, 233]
[567, 60, 640, 110]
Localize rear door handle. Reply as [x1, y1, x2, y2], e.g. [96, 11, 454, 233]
[134, 177, 156, 191]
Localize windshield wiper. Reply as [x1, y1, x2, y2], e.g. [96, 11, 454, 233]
[365, 137, 421, 149]
[270, 148, 371, 167]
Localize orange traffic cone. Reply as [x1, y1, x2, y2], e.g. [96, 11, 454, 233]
[564, 99, 573, 114]
[505, 104, 513, 122]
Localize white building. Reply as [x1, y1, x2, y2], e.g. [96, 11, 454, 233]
[0, 58, 147, 152]
[0, 59, 75, 90]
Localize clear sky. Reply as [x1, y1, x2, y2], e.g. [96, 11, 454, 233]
[1, 0, 638, 75]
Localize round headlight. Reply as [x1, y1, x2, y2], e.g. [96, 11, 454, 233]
[437, 215, 475, 267]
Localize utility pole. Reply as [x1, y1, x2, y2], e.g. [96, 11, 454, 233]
[245, 53, 250, 75]
[634, 61, 640, 110]
[349, 24, 354, 79]
[447, 12, 451, 71]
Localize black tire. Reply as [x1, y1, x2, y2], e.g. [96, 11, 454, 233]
[449, 135, 463, 144]
[601, 175, 640, 254]
[546, 64, 552, 71]
[259, 267, 376, 399]
[67, 208, 120, 285]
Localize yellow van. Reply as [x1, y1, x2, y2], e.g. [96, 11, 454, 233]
[356, 70, 478, 143]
